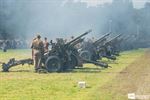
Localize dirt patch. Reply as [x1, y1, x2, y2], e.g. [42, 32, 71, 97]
[100, 50, 150, 99]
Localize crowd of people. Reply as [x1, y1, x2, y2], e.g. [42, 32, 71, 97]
[0, 39, 29, 52]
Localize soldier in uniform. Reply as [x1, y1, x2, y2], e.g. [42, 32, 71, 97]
[31, 35, 44, 71]
[2, 40, 7, 52]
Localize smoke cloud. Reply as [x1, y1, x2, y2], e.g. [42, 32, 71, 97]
[0, 0, 150, 48]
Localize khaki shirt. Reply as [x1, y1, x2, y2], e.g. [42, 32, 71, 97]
[31, 39, 44, 52]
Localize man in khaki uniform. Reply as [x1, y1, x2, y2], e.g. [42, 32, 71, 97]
[31, 35, 44, 71]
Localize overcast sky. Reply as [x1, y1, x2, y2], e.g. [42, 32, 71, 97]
[73, 0, 150, 8]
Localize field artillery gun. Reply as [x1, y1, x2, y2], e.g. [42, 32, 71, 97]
[44, 30, 91, 72]
[100, 34, 123, 59]
[44, 30, 108, 72]
[79, 33, 123, 61]
[94, 34, 123, 60]
[79, 32, 110, 61]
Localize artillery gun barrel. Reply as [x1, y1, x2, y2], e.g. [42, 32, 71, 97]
[70, 38, 84, 47]
[93, 32, 110, 45]
[67, 29, 92, 45]
[121, 35, 131, 42]
[105, 34, 122, 44]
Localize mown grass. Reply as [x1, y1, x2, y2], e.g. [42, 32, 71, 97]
[0, 49, 145, 100]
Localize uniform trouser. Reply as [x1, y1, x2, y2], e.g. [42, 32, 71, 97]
[34, 50, 42, 70]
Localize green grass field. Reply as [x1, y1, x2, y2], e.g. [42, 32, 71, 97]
[0, 49, 145, 100]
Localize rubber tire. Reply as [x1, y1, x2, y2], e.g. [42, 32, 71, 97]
[45, 56, 61, 72]
[79, 50, 91, 60]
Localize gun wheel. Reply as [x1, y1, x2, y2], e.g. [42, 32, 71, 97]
[45, 56, 61, 72]
[79, 50, 91, 60]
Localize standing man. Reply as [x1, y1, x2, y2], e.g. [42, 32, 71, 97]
[43, 37, 49, 53]
[2, 40, 7, 52]
[31, 35, 44, 72]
